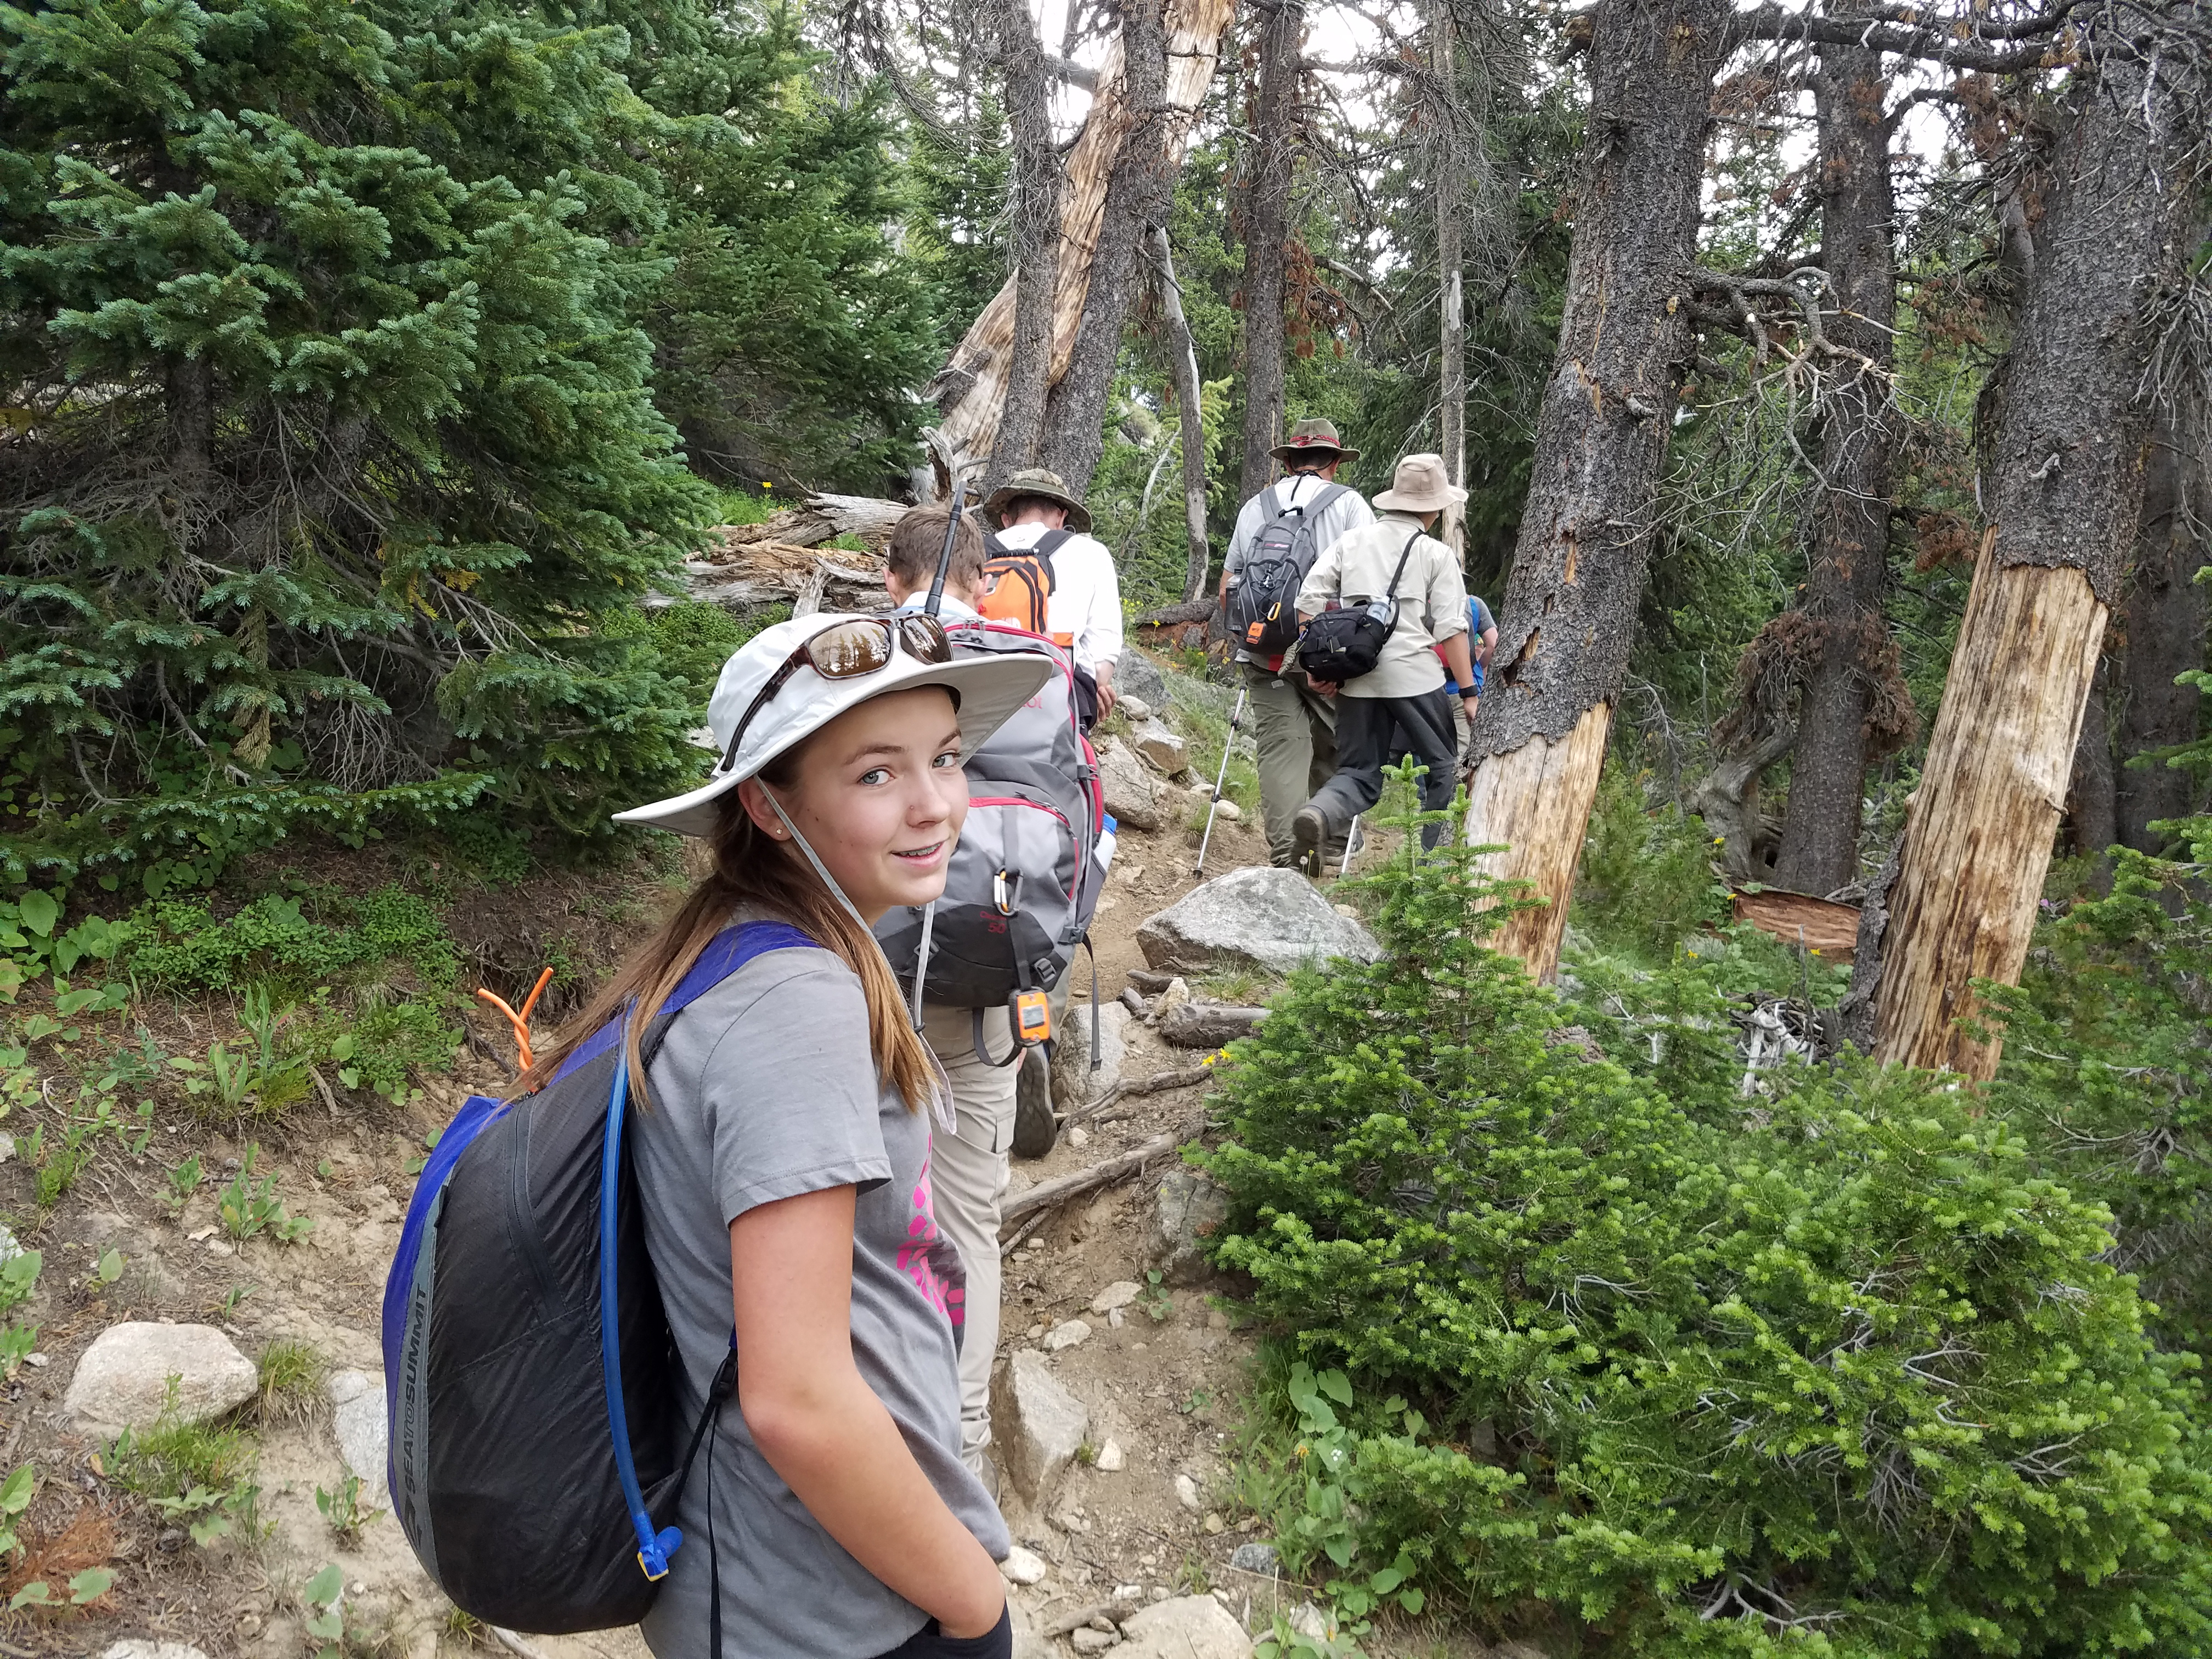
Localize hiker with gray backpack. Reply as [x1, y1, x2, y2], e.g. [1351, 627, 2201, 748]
[384, 607, 1053, 1657]
[1218, 417, 1375, 867]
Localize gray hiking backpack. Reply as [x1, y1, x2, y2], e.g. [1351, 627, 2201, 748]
[873, 614, 1107, 1033]
[1227, 480, 1350, 658]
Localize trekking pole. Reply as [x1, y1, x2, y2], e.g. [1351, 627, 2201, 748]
[1340, 815, 1359, 879]
[923, 477, 967, 618]
[1193, 685, 1248, 878]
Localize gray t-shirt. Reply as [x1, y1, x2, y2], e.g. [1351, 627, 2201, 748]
[631, 929, 1008, 1658]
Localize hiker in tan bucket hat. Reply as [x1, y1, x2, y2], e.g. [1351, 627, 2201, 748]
[1218, 417, 1376, 866]
[1285, 453, 1477, 873]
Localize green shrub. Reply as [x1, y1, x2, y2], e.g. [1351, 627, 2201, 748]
[1201, 804, 2212, 1656]
[640, 601, 788, 716]
[1572, 758, 1725, 962]
[125, 887, 455, 995]
[1984, 821, 2212, 1358]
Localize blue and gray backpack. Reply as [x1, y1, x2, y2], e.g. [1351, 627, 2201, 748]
[381, 921, 817, 1633]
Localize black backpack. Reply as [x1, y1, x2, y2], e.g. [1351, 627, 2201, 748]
[1227, 481, 1350, 658]
[382, 921, 818, 1634]
[1297, 528, 1423, 684]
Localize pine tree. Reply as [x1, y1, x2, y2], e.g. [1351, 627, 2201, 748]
[0, 0, 715, 888]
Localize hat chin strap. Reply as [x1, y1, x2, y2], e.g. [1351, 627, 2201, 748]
[759, 787, 949, 1127]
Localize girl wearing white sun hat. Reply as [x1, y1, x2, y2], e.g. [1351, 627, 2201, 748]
[529, 611, 1050, 1658]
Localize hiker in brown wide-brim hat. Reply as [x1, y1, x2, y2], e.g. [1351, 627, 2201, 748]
[1268, 416, 1361, 466]
[983, 467, 1094, 534]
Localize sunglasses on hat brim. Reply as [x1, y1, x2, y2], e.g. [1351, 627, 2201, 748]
[719, 613, 953, 776]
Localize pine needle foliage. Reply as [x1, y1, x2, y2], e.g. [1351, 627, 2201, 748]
[1202, 784, 2212, 1655]
[0, 0, 723, 885]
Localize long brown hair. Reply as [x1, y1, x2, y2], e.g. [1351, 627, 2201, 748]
[525, 747, 936, 1110]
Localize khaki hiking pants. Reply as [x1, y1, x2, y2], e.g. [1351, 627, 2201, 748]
[1244, 660, 1339, 866]
[919, 1001, 1018, 1477]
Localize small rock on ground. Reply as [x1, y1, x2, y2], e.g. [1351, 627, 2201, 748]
[63, 1322, 257, 1434]
[1173, 1472, 1202, 1511]
[1116, 693, 1154, 723]
[1148, 978, 1190, 1023]
[1051, 1001, 1128, 1109]
[1070, 1629, 1118, 1653]
[1149, 1167, 1231, 1286]
[991, 1350, 1090, 1504]
[1133, 719, 1188, 774]
[1095, 1439, 1126, 1472]
[1117, 1596, 1255, 1659]
[1137, 867, 1380, 978]
[1042, 1318, 1092, 1352]
[1226, 1542, 1279, 1576]
[101, 1645, 214, 1659]
[1090, 1280, 1143, 1314]
[1000, 1544, 1048, 1585]
[329, 1369, 390, 1505]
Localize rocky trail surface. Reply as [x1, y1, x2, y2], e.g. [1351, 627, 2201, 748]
[0, 647, 1452, 1659]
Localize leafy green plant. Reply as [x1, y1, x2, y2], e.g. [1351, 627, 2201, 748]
[1571, 756, 1728, 962]
[86, 1248, 123, 1292]
[216, 1146, 313, 1244]
[165, 1152, 205, 1212]
[106, 1383, 260, 1548]
[316, 1474, 382, 1542]
[303, 1562, 348, 1659]
[1140, 1269, 1174, 1323]
[1201, 785, 2212, 1658]
[1, 1247, 42, 1374]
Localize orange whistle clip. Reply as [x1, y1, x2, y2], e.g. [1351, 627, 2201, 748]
[477, 966, 554, 1073]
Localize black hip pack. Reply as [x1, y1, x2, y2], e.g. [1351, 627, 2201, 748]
[1297, 528, 1422, 684]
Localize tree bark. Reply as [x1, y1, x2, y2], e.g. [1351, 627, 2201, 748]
[1459, 0, 1731, 981]
[2067, 654, 2119, 859]
[989, 0, 1066, 494]
[1148, 225, 1214, 603]
[924, 0, 1234, 486]
[1434, 0, 1468, 558]
[1770, 32, 1898, 899]
[1036, 0, 1175, 494]
[1236, 0, 1302, 502]
[1869, 50, 2205, 1079]
[2115, 401, 2208, 851]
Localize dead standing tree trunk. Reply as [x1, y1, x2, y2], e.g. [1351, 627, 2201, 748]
[924, 0, 1234, 487]
[1237, 0, 1301, 501]
[1434, 0, 1469, 557]
[1868, 46, 2206, 1078]
[1147, 224, 1215, 602]
[989, 0, 1066, 494]
[1770, 30, 1901, 896]
[1036, 0, 1176, 494]
[1459, 0, 1731, 980]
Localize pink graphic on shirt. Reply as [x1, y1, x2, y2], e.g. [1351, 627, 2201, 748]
[899, 1149, 963, 1328]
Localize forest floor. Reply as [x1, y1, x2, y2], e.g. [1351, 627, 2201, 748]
[0, 653, 1498, 1659]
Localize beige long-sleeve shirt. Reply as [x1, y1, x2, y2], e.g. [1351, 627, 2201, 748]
[1296, 511, 1469, 699]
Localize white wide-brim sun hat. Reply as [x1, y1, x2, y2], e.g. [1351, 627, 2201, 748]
[612, 611, 1055, 839]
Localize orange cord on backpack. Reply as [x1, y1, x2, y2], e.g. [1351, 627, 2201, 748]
[477, 967, 554, 1073]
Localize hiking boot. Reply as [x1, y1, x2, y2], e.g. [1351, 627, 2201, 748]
[1012, 1045, 1057, 1159]
[1290, 806, 1329, 877]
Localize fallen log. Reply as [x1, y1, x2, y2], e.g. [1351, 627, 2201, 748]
[1067, 1062, 1218, 1124]
[709, 493, 910, 553]
[1001, 1119, 1199, 1224]
[1158, 1002, 1267, 1048]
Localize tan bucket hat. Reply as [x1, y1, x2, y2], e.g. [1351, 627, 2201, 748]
[1373, 452, 1468, 514]
[1268, 416, 1360, 464]
[983, 467, 1094, 534]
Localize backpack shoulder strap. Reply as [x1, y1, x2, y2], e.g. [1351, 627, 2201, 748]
[983, 531, 1011, 558]
[1031, 528, 1074, 563]
[1310, 482, 1350, 517]
[549, 921, 820, 1084]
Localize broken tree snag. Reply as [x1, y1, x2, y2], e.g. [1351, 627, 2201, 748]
[1464, 702, 1611, 975]
[1460, 0, 1731, 980]
[922, 0, 1232, 478]
[1870, 40, 2206, 1080]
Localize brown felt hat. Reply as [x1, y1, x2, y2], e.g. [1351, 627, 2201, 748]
[1373, 452, 1468, 514]
[983, 467, 1094, 534]
[1268, 416, 1360, 465]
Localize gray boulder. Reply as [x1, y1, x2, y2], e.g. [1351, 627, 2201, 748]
[991, 1350, 1090, 1504]
[1051, 1001, 1128, 1109]
[1133, 719, 1188, 775]
[1137, 867, 1381, 978]
[1116, 651, 1169, 710]
[1096, 738, 1163, 832]
[1149, 1168, 1231, 1286]
[329, 1369, 390, 1505]
[1226, 1542, 1279, 1577]
[1117, 1596, 1254, 1659]
[63, 1322, 257, 1434]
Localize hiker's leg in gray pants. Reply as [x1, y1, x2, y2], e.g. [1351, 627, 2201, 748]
[1246, 662, 1331, 865]
[1306, 690, 1460, 850]
[919, 1001, 1017, 1476]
